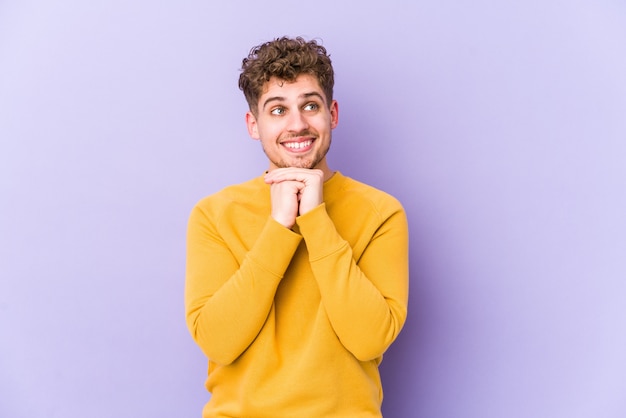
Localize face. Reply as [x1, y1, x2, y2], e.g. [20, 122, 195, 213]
[245, 74, 339, 176]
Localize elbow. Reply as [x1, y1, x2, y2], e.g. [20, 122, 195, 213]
[348, 311, 407, 362]
[202, 346, 239, 367]
[189, 327, 241, 366]
[342, 330, 398, 362]
[186, 311, 241, 366]
[351, 344, 389, 362]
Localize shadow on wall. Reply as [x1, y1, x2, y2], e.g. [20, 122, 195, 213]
[331, 90, 435, 418]
[377, 190, 447, 418]
[380, 254, 431, 418]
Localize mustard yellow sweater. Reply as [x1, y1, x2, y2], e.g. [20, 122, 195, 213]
[185, 171, 409, 418]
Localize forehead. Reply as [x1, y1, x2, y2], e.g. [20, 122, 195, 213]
[259, 74, 325, 100]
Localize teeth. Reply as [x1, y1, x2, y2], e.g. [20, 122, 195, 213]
[284, 140, 312, 149]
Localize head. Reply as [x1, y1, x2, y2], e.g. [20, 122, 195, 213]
[238, 36, 334, 117]
[239, 37, 339, 175]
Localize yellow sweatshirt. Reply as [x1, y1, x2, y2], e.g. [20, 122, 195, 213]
[185, 171, 409, 418]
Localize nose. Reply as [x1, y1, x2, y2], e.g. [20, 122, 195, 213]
[286, 109, 309, 133]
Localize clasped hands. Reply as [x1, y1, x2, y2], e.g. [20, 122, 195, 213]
[264, 168, 324, 229]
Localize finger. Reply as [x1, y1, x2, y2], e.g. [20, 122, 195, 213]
[265, 168, 323, 183]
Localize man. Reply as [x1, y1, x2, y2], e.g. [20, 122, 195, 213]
[185, 36, 409, 417]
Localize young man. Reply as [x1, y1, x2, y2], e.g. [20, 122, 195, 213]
[185, 36, 409, 417]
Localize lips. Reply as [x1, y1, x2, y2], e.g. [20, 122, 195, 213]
[282, 139, 314, 152]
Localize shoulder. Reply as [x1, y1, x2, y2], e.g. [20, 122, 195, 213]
[333, 173, 405, 213]
[327, 173, 406, 226]
[191, 176, 266, 220]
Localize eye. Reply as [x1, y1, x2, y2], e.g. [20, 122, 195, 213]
[270, 107, 286, 116]
[303, 102, 319, 111]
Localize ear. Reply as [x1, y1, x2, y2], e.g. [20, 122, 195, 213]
[329, 100, 339, 129]
[245, 111, 260, 140]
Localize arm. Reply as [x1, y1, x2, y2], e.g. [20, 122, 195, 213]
[296, 202, 409, 361]
[185, 204, 302, 365]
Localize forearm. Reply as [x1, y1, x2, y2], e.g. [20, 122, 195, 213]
[185, 210, 302, 365]
[297, 204, 409, 361]
[186, 257, 283, 365]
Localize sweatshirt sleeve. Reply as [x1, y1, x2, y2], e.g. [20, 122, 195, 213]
[185, 203, 302, 365]
[296, 201, 409, 361]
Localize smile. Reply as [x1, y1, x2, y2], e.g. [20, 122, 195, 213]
[283, 140, 313, 150]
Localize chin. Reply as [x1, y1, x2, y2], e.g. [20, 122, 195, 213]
[277, 157, 318, 170]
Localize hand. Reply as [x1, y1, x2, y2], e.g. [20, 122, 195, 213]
[265, 168, 324, 223]
[266, 180, 302, 229]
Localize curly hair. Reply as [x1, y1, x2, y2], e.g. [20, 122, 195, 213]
[238, 36, 334, 115]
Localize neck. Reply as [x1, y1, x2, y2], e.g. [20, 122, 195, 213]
[315, 159, 334, 181]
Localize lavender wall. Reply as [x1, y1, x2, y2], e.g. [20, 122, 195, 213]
[1, 1, 625, 417]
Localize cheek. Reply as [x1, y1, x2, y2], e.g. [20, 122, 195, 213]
[314, 117, 332, 132]
[259, 121, 282, 137]
[260, 128, 281, 143]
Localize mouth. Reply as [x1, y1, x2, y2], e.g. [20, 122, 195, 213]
[281, 139, 314, 152]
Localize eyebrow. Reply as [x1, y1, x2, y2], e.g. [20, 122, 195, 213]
[261, 91, 326, 111]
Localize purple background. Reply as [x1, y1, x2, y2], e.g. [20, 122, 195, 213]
[1, 1, 625, 417]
